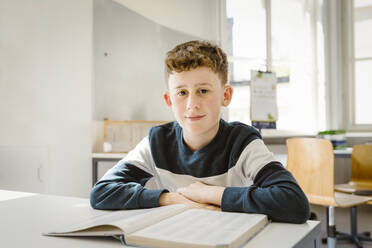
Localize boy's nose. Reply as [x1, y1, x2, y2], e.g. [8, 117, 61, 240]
[186, 94, 200, 110]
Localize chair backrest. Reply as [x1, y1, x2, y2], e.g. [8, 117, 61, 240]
[351, 144, 372, 183]
[286, 138, 336, 206]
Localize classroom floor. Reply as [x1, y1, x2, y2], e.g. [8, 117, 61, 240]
[310, 204, 372, 248]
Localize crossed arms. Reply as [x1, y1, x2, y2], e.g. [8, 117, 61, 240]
[159, 182, 224, 211]
[90, 161, 310, 224]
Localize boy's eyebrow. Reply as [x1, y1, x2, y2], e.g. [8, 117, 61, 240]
[173, 82, 213, 89]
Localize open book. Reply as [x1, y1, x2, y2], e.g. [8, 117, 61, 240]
[43, 204, 268, 248]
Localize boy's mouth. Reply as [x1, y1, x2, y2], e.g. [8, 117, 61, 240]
[186, 115, 205, 121]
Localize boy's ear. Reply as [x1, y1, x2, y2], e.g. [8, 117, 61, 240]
[222, 85, 233, 107]
[163, 91, 173, 109]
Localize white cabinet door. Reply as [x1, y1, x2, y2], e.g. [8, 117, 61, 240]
[0, 146, 49, 193]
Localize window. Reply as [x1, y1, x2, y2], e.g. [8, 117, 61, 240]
[346, 0, 372, 129]
[226, 0, 326, 134]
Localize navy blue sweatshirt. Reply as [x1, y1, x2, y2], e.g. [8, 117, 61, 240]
[90, 119, 310, 224]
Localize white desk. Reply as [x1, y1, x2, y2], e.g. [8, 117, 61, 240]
[0, 190, 320, 248]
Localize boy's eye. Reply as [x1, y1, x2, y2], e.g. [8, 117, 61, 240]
[178, 90, 187, 96]
[200, 89, 208, 94]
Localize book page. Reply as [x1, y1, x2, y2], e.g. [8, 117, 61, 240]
[44, 204, 187, 236]
[114, 204, 187, 234]
[127, 209, 268, 248]
[45, 208, 153, 235]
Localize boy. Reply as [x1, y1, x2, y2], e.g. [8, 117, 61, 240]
[90, 40, 310, 224]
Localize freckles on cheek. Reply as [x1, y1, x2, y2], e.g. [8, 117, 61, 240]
[171, 98, 182, 114]
[206, 98, 219, 108]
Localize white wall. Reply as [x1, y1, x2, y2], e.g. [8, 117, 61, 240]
[113, 0, 220, 41]
[0, 0, 92, 197]
[0, 0, 224, 196]
[92, 0, 219, 152]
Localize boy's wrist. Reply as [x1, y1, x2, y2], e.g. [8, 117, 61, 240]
[158, 192, 173, 206]
[159, 192, 184, 206]
[205, 185, 225, 206]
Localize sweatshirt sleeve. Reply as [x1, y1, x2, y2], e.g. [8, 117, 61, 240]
[90, 137, 168, 210]
[220, 140, 310, 224]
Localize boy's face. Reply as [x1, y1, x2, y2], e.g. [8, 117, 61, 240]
[163, 67, 233, 140]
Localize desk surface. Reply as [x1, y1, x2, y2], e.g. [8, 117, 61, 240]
[0, 189, 320, 248]
[93, 152, 127, 159]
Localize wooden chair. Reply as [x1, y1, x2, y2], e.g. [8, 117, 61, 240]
[335, 144, 372, 196]
[286, 138, 372, 248]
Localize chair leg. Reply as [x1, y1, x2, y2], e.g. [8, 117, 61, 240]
[361, 231, 371, 237]
[326, 206, 337, 248]
[350, 206, 372, 244]
[349, 206, 363, 248]
[336, 231, 352, 240]
[322, 206, 372, 247]
[360, 235, 372, 241]
[331, 206, 372, 248]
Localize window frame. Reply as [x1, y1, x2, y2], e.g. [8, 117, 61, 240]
[223, 0, 322, 134]
[226, 0, 288, 87]
[343, 0, 372, 131]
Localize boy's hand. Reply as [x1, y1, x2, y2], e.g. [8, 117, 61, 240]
[177, 182, 225, 206]
[159, 192, 220, 211]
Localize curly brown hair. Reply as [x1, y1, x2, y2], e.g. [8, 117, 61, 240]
[165, 40, 228, 85]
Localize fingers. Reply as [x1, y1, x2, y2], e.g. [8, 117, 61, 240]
[189, 181, 207, 188]
[177, 182, 206, 192]
[204, 205, 221, 211]
[180, 196, 220, 211]
[176, 182, 212, 204]
[176, 187, 185, 194]
[176, 188, 193, 201]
